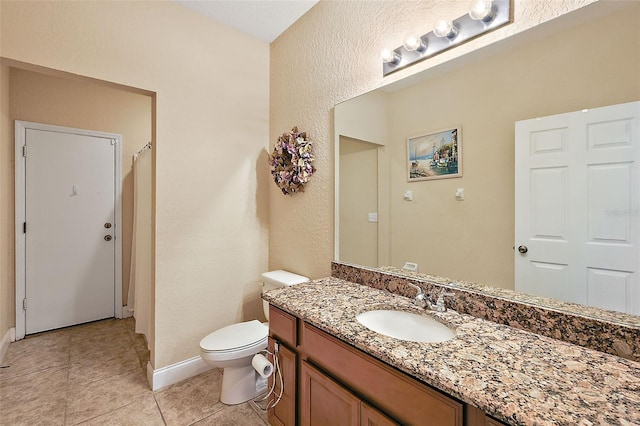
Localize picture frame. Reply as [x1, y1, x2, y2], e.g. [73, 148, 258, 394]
[407, 126, 461, 182]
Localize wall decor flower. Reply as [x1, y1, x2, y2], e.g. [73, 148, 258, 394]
[269, 126, 316, 195]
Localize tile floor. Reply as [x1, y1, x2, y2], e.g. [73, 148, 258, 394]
[0, 318, 268, 425]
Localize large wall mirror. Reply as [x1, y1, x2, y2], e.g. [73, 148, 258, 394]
[334, 1, 640, 321]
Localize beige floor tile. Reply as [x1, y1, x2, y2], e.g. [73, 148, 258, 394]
[130, 333, 150, 368]
[69, 331, 134, 358]
[191, 403, 267, 426]
[68, 346, 143, 387]
[65, 367, 151, 425]
[0, 330, 70, 381]
[154, 369, 223, 426]
[0, 366, 68, 425]
[71, 319, 127, 334]
[74, 393, 164, 426]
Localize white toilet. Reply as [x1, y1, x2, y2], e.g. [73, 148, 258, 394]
[199, 270, 309, 405]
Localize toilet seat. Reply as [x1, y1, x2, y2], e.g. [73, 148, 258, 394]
[200, 320, 268, 361]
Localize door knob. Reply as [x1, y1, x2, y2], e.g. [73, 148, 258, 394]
[104, 222, 112, 229]
[104, 235, 112, 241]
[518, 245, 528, 254]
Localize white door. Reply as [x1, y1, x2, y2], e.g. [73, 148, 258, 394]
[16, 122, 122, 336]
[515, 101, 640, 315]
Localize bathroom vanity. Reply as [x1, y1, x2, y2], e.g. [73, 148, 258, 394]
[268, 304, 502, 426]
[263, 278, 640, 426]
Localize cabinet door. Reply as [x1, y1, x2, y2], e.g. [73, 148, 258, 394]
[465, 405, 508, 426]
[486, 417, 507, 426]
[268, 338, 297, 426]
[301, 361, 360, 426]
[361, 402, 399, 426]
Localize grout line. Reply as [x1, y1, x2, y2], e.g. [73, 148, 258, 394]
[152, 393, 168, 425]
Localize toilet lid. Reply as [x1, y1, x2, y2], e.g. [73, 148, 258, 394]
[200, 320, 268, 352]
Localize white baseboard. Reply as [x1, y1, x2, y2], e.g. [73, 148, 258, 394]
[148, 356, 213, 391]
[122, 305, 134, 319]
[0, 328, 15, 364]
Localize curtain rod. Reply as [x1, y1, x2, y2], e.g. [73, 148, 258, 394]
[136, 141, 152, 155]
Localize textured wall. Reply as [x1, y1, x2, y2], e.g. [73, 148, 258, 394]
[269, 0, 596, 280]
[0, 0, 269, 369]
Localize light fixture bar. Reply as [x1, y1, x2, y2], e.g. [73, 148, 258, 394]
[383, 0, 512, 76]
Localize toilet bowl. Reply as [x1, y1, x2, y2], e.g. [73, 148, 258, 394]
[200, 270, 309, 405]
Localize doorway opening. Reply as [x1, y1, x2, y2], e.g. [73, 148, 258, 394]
[4, 61, 155, 341]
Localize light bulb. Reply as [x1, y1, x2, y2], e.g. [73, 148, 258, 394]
[380, 48, 401, 64]
[403, 35, 427, 53]
[469, 0, 495, 22]
[433, 19, 458, 39]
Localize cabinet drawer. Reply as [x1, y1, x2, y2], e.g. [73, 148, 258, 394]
[303, 323, 463, 426]
[269, 305, 297, 347]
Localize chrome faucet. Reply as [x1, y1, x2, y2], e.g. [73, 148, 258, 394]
[429, 289, 456, 312]
[406, 284, 455, 312]
[406, 283, 428, 308]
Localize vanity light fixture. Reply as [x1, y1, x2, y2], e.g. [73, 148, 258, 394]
[433, 19, 458, 40]
[403, 35, 427, 53]
[469, 0, 496, 22]
[382, 0, 512, 76]
[380, 48, 401, 65]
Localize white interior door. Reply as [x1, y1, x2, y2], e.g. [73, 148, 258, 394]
[16, 122, 122, 336]
[515, 101, 640, 315]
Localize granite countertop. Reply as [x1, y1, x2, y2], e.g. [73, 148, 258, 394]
[262, 278, 640, 426]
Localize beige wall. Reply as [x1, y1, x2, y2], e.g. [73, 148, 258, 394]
[339, 136, 378, 267]
[1, 1, 269, 369]
[9, 67, 152, 306]
[0, 62, 12, 342]
[269, 0, 598, 279]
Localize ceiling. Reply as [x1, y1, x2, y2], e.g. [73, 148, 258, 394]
[176, 0, 319, 43]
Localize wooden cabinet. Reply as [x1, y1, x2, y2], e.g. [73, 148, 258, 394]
[268, 306, 299, 426]
[301, 361, 360, 426]
[268, 337, 297, 426]
[268, 304, 506, 426]
[360, 402, 398, 426]
[301, 361, 398, 426]
[302, 322, 462, 426]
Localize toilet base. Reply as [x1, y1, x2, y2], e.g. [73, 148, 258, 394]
[220, 364, 260, 405]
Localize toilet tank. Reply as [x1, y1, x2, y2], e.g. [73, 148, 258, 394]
[261, 270, 309, 320]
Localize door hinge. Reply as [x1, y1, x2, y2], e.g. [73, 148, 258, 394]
[23, 298, 27, 311]
[23, 222, 26, 234]
[22, 145, 27, 157]
[111, 139, 117, 146]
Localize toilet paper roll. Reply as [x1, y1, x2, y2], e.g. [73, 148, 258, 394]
[252, 353, 273, 379]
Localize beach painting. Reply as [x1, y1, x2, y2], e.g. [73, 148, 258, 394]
[407, 127, 461, 182]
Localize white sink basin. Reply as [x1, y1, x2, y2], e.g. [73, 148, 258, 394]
[356, 310, 455, 343]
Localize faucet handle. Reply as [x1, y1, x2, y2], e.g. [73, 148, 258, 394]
[435, 290, 455, 312]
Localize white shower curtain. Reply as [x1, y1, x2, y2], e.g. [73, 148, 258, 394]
[128, 144, 152, 341]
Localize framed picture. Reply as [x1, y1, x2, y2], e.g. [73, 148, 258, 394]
[407, 126, 461, 182]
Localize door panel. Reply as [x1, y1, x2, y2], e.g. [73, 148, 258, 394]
[515, 101, 640, 315]
[25, 128, 116, 334]
[587, 163, 632, 242]
[530, 167, 568, 240]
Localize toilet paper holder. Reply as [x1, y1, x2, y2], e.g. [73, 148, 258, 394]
[251, 341, 284, 411]
[252, 353, 273, 378]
